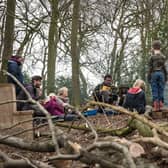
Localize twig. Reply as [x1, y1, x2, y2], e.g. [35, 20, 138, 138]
[2, 118, 33, 130]
[0, 99, 29, 105]
[0, 151, 54, 168]
[12, 153, 38, 168]
[133, 128, 168, 150]
[75, 108, 98, 143]
[86, 141, 136, 168]
[92, 92, 112, 126]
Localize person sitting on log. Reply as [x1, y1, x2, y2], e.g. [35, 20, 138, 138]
[92, 74, 118, 105]
[43, 88, 77, 121]
[17, 75, 42, 109]
[17, 75, 45, 117]
[43, 93, 65, 116]
[123, 79, 146, 114]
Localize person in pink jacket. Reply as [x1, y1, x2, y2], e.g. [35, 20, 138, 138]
[43, 93, 64, 116]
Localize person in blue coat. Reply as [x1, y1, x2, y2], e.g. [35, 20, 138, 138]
[123, 79, 146, 114]
[7, 55, 24, 96]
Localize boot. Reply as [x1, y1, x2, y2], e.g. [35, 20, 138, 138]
[153, 101, 159, 111]
[159, 101, 163, 110]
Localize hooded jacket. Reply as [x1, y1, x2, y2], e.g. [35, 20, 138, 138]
[123, 87, 146, 114]
[43, 97, 64, 116]
[7, 56, 24, 95]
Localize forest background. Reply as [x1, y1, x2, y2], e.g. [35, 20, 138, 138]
[0, 0, 168, 106]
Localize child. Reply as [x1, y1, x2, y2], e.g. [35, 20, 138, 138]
[123, 79, 146, 114]
[43, 93, 64, 116]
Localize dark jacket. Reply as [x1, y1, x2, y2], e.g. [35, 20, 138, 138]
[7, 58, 24, 95]
[17, 83, 40, 110]
[93, 83, 118, 103]
[148, 53, 167, 82]
[123, 87, 146, 114]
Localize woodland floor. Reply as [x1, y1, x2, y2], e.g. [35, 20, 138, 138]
[0, 113, 168, 168]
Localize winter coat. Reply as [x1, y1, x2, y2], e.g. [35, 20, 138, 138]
[43, 97, 64, 116]
[7, 58, 24, 95]
[93, 83, 118, 103]
[123, 87, 146, 114]
[148, 53, 167, 82]
[17, 83, 40, 110]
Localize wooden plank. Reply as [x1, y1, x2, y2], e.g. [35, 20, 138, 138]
[0, 84, 34, 139]
[0, 84, 16, 128]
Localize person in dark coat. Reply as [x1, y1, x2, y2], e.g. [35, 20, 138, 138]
[17, 75, 42, 113]
[118, 85, 129, 106]
[123, 79, 146, 114]
[7, 55, 24, 96]
[92, 74, 118, 104]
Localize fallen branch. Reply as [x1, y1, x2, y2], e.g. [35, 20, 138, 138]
[151, 147, 168, 158]
[0, 151, 54, 168]
[86, 141, 136, 168]
[54, 122, 133, 136]
[89, 101, 168, 137]
[133, 128, 168, 150]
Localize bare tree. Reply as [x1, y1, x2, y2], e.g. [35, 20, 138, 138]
[71, 0, 81, 106]
[47, 0, 59, 94]
[0, 0, 16, 82]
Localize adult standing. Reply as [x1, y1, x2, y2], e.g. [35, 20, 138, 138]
[148, 40, 167, 111]
[7, 55, 24, 96]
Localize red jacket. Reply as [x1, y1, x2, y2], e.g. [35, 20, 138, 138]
[43, 97, 64, 116]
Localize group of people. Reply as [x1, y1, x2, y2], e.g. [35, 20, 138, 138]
[93, 40, 167, 114]
[93, 74, 146, 114]
[7, 56, 74, 119]
[7, 40, 167, 118]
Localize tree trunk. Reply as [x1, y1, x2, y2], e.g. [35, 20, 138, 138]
[71, 0, 80, 106]
[0, 0, 16, 82]
[47, 0, 58, 94]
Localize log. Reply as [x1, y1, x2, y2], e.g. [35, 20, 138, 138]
[129, 119, 153, 137]
[54, 122, 133, 136]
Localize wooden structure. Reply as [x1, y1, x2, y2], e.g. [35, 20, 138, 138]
[152, 107, 168, 119]
[0, 84, 33, 138]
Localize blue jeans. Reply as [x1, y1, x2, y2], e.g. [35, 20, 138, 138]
[150, 71, 165, 102]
